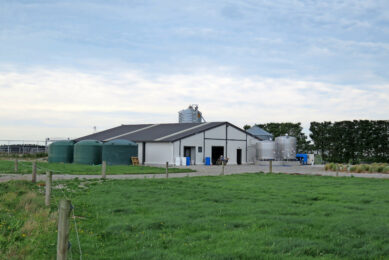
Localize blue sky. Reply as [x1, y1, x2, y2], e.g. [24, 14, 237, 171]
[1, 0, 389, 140]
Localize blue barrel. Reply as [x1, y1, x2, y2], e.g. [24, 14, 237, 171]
[186, 157, 191, 166]
[205, 157, 211, 166]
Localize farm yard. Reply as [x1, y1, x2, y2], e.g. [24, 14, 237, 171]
[2, 173, 389, 259]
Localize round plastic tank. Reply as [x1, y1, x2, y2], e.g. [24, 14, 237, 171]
[48, 140, 75, 163]
[275, 135, 297, 160]
[73, 140, 103, 165]
[102, 139, 138, 165]
[256, 141, 276, 160]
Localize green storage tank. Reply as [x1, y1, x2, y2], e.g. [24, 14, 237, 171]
[74, 140, 103, 165]
[48, 140, 75, 163]
[102, 139, 138, 165]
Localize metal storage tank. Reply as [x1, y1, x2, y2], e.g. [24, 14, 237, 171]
[256, 141, 276, 160]
[275, 135, 297, 160]
[178, 105, 204, 123]
[102, 139, 138, 165]
[48, 140, 75, 163]
[73, 140, 103, 165]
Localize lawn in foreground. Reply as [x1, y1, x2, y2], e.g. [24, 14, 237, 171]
[0, 160, 193, 174]
[2, 174, 389, 259]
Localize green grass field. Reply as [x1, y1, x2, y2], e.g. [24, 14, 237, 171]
[2, 174, 389, 259]
[0, 160, 193, 175]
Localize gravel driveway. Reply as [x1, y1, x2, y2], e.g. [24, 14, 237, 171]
[1, 164, 389, 183]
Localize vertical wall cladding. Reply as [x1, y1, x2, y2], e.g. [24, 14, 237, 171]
[179, 133, 204, 165]
[226, 126, 248, 164]
[171, 123, 259, 165]
[227, 140, 246, 164]
[145, 142, 174, 165]
[204, 125, 226, 139]
[204, 124, 227, 163]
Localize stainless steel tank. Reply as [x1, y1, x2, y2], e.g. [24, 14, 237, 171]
[275, 135, 297, 160]
[178, 105, 203, 123]
[256, 141, 276, 160]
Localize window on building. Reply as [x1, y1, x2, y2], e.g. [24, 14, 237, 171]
[198, 146, 202, 153]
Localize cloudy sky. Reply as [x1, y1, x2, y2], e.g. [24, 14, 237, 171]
[1, 0, 389, 140]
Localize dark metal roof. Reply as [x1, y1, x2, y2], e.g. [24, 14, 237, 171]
[74, 124, 152, 142]
[159, 122, 226, 142]
[75, 122, 260, 143]
[117, 123, 203, 142]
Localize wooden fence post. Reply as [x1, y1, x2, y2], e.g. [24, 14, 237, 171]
[32, 161, 37, 183]
[45, 171, 52, 206]
[14, 158, 18, 173]
[269, 160, 273, 174]
[57, 199, 71, 260]
[221, 161, 225, 176]
[166, 162, 169, 179]
[102, 161, 107, 179]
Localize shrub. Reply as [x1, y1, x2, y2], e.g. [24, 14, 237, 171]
[377, 166, 385, 173]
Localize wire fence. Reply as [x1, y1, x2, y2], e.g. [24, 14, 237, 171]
[50, 175, 83, 260]
[0, 140, 49, 155]
[15, 159, 84, 259]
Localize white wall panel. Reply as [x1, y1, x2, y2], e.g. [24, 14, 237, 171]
[204, 125, 226, 139]
[180, 133, 204, 165]
[145, 142, 173, 165]
[227, 126, 246, 140]
[226, 140, 246, 164]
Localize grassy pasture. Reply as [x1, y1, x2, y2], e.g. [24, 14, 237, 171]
[2, 174, 389, 259]
[0, 160, 193, 175]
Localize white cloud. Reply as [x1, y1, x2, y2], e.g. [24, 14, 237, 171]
[0, 67, 388, 140]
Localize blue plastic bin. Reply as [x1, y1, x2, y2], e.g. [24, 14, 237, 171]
[296, 154, 308, 165]
[205, 157, 211, 166]
[186, 157, 191, 166]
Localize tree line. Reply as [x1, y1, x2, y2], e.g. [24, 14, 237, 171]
[245, 120, 389, 163]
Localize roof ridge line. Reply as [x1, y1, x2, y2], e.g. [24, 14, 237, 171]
[104, 124, 159, 141]
[154, 122, 212, 141]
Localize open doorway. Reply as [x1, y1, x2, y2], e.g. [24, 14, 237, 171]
[237, 149, 242, 165]
[184, 146, 196, 165]
[212, 146, 224, 165]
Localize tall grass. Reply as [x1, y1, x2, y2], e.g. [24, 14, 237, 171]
[325, 163, 389, 174]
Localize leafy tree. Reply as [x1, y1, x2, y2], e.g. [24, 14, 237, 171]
[309, 120, 389, 163]
[243, 124, 251, 130]
[309, 121, 331, 161]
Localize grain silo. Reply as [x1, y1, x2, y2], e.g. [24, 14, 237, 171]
[178, 105, 205, 123]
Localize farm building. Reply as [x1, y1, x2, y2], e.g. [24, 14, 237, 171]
[246, 126, 273, 140]
[74, 122, 262, 165]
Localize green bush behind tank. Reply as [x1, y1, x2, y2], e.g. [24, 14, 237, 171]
[102, 139, 138, 165]
[48, 140, 74, 163]
[74, 140, 103, 165]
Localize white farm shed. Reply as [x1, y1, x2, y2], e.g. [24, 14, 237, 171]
[75, 122, 261, 165]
